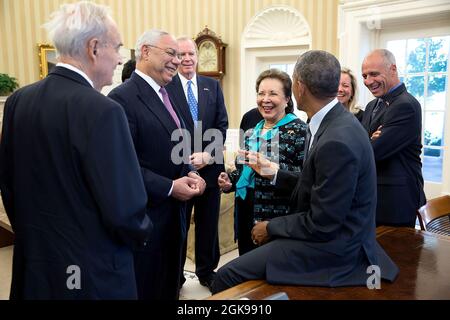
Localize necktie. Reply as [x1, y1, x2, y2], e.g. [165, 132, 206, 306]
[159, 87, 181, 128]
[371, 98, 385, 122]
[303, 126, 312, 165]
[187, 80, 199, 126]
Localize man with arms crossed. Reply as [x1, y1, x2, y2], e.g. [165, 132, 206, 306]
[361, 49, 426, 227]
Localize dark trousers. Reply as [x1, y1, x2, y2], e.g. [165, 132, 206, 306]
[181, 187, 221, 280]
[212, 239, 267, 294]
[235, 194, 258, 256]
[134, 224, 184, 300]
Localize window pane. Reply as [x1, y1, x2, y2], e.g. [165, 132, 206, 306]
[387, 40, 406, 74]
[405, 76, 424, 106]
[287, 64, 295, 77]
[406, 38, 426, 73]
[423, 111, 444, 147]
[426, 75, 447, 110]
[423, 149, 443, 182]
[269, 64, 287, 72]
[428, 36, 449, 72]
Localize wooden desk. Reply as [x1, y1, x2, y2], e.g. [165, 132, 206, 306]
[208, 227, 450, 300]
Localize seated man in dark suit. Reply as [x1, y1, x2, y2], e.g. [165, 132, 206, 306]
[212, 50, 399, 294]
[361, 49, 426, 227]
[0, 1, 152, 299]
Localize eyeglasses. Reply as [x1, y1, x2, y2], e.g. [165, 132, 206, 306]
[145, 44, 180, 60]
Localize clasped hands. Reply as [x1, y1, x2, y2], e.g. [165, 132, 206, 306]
[218, 172, 232, 192]
[189, 152, 213, 170]
[172, 171, 206, 201]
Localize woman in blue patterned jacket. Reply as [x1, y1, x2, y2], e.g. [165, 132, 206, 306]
[218, 69, 307, 255]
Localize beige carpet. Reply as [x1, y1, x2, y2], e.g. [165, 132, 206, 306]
[0, 245, 12, 300]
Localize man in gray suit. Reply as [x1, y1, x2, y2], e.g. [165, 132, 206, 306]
[212, 50, 398, 293]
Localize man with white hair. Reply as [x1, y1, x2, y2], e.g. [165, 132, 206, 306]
[166, 37, 228, 292]
[0, 1, 153, 299]
[108, 29, 206, 300]
[361, 49, 426, 227]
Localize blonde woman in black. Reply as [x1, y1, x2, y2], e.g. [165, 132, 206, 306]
[338, 67, 364, 121]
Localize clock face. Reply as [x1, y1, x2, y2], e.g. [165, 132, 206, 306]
[198, 40, 218, 72]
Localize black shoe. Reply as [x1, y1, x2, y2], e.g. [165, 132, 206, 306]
[179, 275, 186, 289]
[199, 275, 215, 293]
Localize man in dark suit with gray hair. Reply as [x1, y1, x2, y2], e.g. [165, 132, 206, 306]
[108, 29, 206, 300]
[0, 1, 152, 299]
[212, 50, 398, 293]
[166, 36, 228, 292]
[361, 49, 426, 228]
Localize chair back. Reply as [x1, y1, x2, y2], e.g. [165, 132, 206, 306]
[417, 195, 450, 236]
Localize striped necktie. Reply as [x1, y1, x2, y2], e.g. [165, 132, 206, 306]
[371, 98, 385, 122]
[187, 80, 198, 126]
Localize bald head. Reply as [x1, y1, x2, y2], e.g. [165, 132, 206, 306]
[362, 49, 400, 98]
[365, 49, 396, 68]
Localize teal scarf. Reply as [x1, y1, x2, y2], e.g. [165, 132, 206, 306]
[235, 113, 297, 200]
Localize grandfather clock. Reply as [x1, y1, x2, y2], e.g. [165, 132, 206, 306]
[195, 27, 227, 83]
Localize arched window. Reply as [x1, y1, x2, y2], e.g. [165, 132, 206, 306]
[240, 5, 312, 122]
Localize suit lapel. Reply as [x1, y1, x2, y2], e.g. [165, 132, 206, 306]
[169, 75, 195, 132]
[131, 73, 180, 138]
[365, 84, 407, 135]
[304, 102, 344, 165]
[197, 75, 208, 122]
[369, 103, 387, 134]
[290, 103, 344, 208]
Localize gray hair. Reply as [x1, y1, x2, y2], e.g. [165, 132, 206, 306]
[135, 29, 169, 60]
[176, 36, 198, 53]
[293, 50, 341, 99]
[369, 49, 397, 67]
[43, 1, 113, 58]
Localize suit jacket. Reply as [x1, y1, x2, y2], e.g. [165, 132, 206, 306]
[0, 67, 152, 299]
[108, 72, 191, 244]
[270, 103, 398, 286]
[166, 74, 228, 187]
[361, 83, 426, 225]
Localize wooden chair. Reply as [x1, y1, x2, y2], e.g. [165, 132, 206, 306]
[417, 195, 450, 236]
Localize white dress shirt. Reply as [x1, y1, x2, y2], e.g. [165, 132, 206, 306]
[56, 63, 94, 88]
